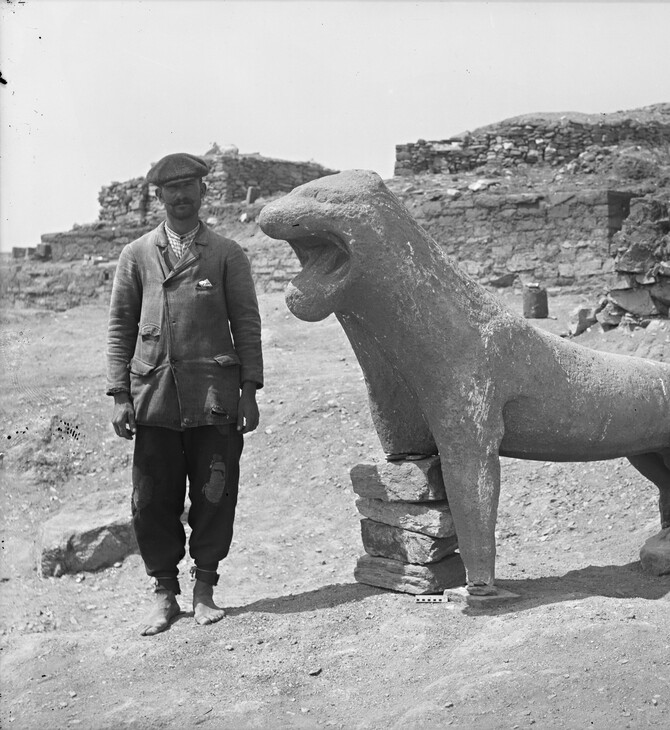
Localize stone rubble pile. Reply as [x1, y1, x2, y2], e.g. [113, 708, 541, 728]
[597, 195, 670, 329]
[350, 457, 466, 594]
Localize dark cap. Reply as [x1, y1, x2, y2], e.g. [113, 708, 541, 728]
[146, 153, 210, 186]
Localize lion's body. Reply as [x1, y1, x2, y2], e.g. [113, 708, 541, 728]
[260, 169, 670, 593]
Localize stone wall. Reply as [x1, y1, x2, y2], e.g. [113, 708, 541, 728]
[40, 223, 154, 262]
[395, 104, 670, 176]
[97, 145, 337, 227]
[391, 182, 635, 288]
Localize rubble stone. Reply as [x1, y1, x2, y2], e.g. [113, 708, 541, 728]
[568, 305, 598, 336]
[607, 288, 660, 316]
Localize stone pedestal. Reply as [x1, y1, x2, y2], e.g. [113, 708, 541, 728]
[350, 457, 465, 594]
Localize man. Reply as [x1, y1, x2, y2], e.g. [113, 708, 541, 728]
[106, 153, 263, 636]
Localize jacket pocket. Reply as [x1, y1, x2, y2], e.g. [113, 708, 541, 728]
[140, 323, 161, 340]
[138, 323, 162, 365]
[214, 353, 241, 367]
[129, 356, 157, 376]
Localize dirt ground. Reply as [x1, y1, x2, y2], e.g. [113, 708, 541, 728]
[0, 289, 669, 730]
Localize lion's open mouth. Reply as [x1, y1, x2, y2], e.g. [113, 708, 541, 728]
[287, 232, 351, 280]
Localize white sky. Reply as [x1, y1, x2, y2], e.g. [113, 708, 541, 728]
[1, 0, 669, 250]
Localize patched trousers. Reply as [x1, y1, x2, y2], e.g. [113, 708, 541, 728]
[131, 424, 244, 594]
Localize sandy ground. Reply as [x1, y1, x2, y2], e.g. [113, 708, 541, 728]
[0, 290, 669, 730]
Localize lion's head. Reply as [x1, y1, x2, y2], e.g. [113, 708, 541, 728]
[259, 170, 417, 321]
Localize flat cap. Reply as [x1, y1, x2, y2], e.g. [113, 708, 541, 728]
[146, 153, 210, 186]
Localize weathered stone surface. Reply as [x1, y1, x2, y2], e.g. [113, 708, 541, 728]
[38, 493, 137, 576]
[360, 519, 458, 564]
[608, 288, 660, 316]
[596, 302, 624, 327]
[350, 458, 446, 502]
[568, 305, 598, 336]
[356, 497, 455, 538]
[354, 553, 466, 595]
[651, 280, 670, 306]
[639, 527, 670, 576]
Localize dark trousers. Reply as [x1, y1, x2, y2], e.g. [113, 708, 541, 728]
[131, 425, 244, 594]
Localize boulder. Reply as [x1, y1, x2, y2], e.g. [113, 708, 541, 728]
[38, 492, 137, 576]
[360, 519, 458, 564]
[639, 527, 670, 576]
[354, 553, 466, 594]
[356, 497, 455, 538]
[350, 457, 446, 502]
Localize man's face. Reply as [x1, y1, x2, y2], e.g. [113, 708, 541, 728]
[156, 178, 206, 220]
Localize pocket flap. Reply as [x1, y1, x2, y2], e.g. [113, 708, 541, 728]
[214, 353, 241, 367]
[140, 323, 161, 338]
[130, 356, 157, 376]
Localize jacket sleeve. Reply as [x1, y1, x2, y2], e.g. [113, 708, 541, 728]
[224, 242, 264, 389]
[106, 244, 142, 395]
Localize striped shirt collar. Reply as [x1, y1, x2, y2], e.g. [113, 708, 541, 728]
[164, 221, 200, 259]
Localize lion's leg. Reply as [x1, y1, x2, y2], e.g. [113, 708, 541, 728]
[337, 313, 437, 456]
[434, 416, 505, 596]
[627, 450, 670, 529]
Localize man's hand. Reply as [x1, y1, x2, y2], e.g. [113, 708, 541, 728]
[112, 391, 136, 439]
[237, 382, 260, 433]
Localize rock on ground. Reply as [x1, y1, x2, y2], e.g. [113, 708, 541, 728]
[38, 492, 137, 576]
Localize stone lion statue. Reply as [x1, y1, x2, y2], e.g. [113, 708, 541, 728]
[259, 170, 670, 596]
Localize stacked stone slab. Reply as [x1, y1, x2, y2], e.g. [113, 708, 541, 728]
[350, 457, 465, 594]
[597, 194, 670, 328]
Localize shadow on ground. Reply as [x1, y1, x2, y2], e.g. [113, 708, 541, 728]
[469, 561, 670, 616]
[230, 563, 670, 619]
[229, 582, 384, 616]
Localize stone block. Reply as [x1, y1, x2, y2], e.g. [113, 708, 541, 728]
[568, 305, 598, 336]
[354, 553, 466, 594]
[650, 280, 670, 306]
[596, 302, 624, 327]
[360, 519, 458, 564]
[639, 528, 670, 576]
[608, 288, 660, 316]
[355, 497, 455, 538]
[350, 457, 446, 502]
[38, 493, 138, 576]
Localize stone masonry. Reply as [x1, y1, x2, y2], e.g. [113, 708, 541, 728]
[395, 104, 670, 176]
[97, 143, 337, 228]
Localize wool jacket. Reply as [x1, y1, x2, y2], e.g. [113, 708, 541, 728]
[106, 221, 263, 430]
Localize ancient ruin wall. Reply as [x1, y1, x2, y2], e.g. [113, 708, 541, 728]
[393, 186, 633, 287]
[395, 106, 670, 176]
[97, 148, 337, 228]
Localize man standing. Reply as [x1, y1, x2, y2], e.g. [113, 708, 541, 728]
[107, 153, 263, 635]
